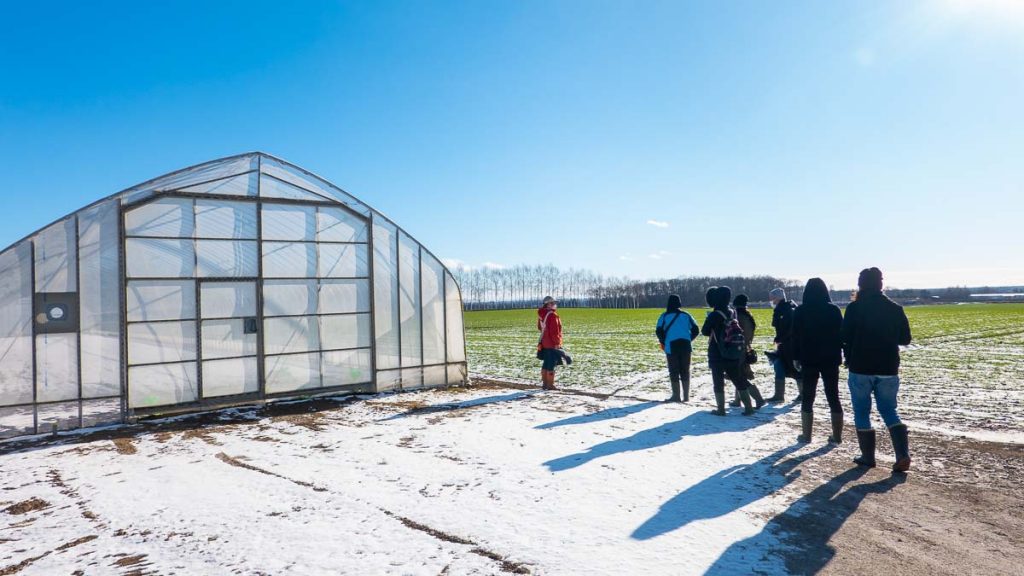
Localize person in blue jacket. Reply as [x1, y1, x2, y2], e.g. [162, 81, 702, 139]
[655, 294, 700, 402]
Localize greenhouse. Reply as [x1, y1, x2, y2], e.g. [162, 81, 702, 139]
[0, 153, 467, 439]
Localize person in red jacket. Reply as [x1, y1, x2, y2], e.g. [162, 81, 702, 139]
[537, 296, 564, 390]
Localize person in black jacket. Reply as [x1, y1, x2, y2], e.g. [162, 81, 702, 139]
[701, 286, 766, 416]
[842, 267, 913, 473]
[768, 288, 802, 403]
[791, 278, 845, 444]
[729, 294, 757, 407]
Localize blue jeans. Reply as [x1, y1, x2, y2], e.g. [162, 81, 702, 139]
[772, 357, 787, 380]
[848, 372, 902, 430]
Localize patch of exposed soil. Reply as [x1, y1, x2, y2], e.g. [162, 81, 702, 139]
[111, 438, 137, 455]
[382, 511, 531, 574]
[111, 553, 148, 568]
[55, 535, 98, 551]
[3, 498, 49, 515]
[180, 428, 224, 445]
[0, 551, 50, 575]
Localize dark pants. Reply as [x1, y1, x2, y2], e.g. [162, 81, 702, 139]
[710, 361, 751, 393]
[666, 346, 691, 392]
[800, 362, 842, 414]
[540, 348, 562, 371]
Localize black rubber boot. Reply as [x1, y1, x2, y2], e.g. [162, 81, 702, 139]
[828, 411, 843, 444]
[738, 389, 755, 416]
[797, 411, 813, 443]
[711, 389, 726, 416]
[767, 378, 786, 403]
[748, 385, 766, 410]
[889, 424, 911, 473]
[793, 379, 803, 403]
[682, 379, 690, 403]
[854, 429, 877, 468]
[665, 375, 681, 403]
[729, 390, 741, 407]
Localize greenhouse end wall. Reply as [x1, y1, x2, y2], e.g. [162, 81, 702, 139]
[0, 153, 467, 440]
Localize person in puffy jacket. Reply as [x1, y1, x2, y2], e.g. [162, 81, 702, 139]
[842, 267, 913, 473]
[655, 294, 700, 402]
[791, 278, 844, 444]
[701, 286, 766, 416]
[537, 296, 565, 390]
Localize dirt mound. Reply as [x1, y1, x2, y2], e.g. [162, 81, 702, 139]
[3, 497, 49, 515]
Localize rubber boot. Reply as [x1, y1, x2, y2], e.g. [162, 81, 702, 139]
[738, 389, 755, 416]
[711, 389, 726, 416]
[828, 411, 843, 444]
[665, 376, 681, 403]
[540, 369, 547, 390]
[767, 378, 786, 403]
[797, 411, 813, 443]
[729, 389, 741, 407]
[793, 379, 803, 403]
[889, 424, 911, 473]
[542, 370, 557, 391]
[748, 385, 766, 410]
[682, 379, 690, 403]
[853, 429, 877, 467]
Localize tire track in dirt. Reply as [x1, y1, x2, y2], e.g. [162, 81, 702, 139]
[213, 451, 533, 574]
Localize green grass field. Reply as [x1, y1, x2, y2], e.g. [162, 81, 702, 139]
[465, 304, 1024, 435]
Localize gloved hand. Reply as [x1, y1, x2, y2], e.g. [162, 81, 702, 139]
[793, 360, 803, 372]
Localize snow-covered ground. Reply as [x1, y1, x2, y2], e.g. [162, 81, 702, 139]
[0, 379, 961, 575]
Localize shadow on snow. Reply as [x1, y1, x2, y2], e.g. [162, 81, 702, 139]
[379, 391, 537, 421]
[543, 403, 794, 472]
[535, 401, 663, 430]
[631, 443, 835, 540]
[703, 465, 907, 575]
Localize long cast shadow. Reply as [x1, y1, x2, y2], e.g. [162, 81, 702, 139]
[703, 467, 907, 575]
[631, 443, 835, 540]
[379, 391, 536, 421]
[535, 401, 662, 430]
[543, 404, 794, 472]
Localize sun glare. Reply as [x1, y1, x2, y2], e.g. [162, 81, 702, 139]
[940, 0, 1024, 25]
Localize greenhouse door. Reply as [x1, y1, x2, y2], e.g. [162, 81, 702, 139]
[196, 280, 262, 401]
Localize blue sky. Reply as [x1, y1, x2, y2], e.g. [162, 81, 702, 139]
[1, 1, 1022, 289]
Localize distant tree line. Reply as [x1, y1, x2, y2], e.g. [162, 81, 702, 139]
[450, 264, 804, 310]
[450, 265, 1001, 310]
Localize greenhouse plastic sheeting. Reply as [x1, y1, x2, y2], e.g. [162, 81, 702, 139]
[0, 152, 466, 439]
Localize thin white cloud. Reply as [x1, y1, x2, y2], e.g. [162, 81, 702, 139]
[441, 258, 468, 270]
[646, 219, 670, 229]
[648, 250, 672, 260]
[619, 255, 634, 261]
[481, 262, 506, 270]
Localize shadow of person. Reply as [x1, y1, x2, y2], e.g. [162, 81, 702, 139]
[631, 443, 836, 540]
[380, 391, 535, 421]
[543, 404, 795, 473]
[535, 401, 663, 430]
[703, 467, 908, 575]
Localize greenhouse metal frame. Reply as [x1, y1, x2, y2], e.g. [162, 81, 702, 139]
[0, 153, 467, 440]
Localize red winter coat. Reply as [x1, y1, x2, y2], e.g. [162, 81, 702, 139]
[537, 307, 563, 349]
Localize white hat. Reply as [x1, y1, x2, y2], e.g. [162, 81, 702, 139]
[769, 288, 786, 300]
[542, 296, 557, 305]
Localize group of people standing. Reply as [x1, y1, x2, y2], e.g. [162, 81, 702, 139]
[537, 267, 914, 473]
[656, 267, 913, 472]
